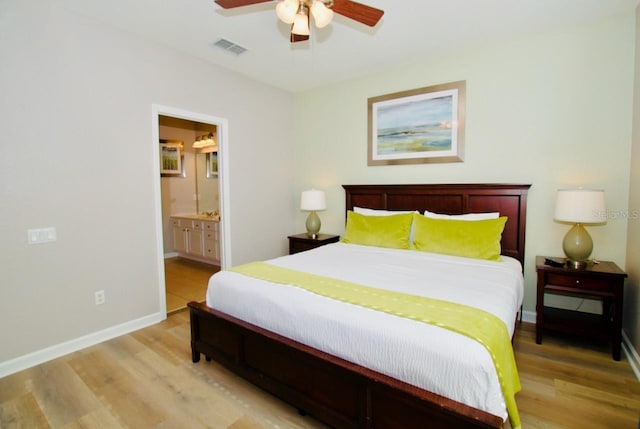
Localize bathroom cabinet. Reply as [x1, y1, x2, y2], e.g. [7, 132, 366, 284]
[170, 216, 220, 265]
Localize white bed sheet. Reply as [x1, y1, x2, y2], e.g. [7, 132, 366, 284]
[206, 242, 524, 420]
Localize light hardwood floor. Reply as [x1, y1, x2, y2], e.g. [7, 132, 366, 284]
[1, 314, 638, 428]
[164, 257, 219, 313]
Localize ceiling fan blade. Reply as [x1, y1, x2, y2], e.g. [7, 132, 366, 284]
[331, 0, 384, 27]
[215, 0, 273, 9]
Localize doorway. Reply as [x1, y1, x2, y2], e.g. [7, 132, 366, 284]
[151, 105, 230, 316]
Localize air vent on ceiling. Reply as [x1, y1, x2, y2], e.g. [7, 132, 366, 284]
[213, 38, 247, 55]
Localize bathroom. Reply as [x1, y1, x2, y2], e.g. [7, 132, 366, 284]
[159, 115, 221, 312]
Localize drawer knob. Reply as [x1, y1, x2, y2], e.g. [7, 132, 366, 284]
[576, 280, 580, 284]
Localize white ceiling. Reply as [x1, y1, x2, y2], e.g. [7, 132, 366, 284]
[56, 0, 638, 92]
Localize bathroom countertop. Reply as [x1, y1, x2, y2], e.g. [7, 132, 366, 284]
[172, 213, 220, 222]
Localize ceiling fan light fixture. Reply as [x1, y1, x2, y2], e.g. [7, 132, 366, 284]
[291, 4, 310, 36]
[213, 0, 384, 44]
[276, 0, 298, 24]
[310, 1, 333, 28]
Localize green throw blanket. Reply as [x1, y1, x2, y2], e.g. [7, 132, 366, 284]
[230, 261, 521, 428]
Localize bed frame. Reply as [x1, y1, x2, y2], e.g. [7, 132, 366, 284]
[189, 183, 530, 429]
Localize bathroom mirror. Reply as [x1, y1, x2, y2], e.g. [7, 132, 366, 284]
[195, 151, 219, 214]
[159, 115, 218, 216]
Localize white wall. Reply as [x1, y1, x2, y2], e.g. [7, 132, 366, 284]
[0, 0, 295, 371]
[293, 13, 635, 316]
[625, 4, 640, 357]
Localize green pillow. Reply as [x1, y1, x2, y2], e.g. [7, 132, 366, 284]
[412, 214, 508, 260]
[342, 211, 413, 249]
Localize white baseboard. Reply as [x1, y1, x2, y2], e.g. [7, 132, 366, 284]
[164, 252, 178, 259]
[522, 310, 536, 324]
[0, 312, 165, 378]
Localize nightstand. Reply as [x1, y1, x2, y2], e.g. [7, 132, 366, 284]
[288, 233, 340, 255]
[535, 256, 627, 360]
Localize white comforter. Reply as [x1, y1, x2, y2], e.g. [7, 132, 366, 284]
[206, 242, 524, 420]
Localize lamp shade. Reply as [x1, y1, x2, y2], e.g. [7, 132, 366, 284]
[300, 189, 326, 211]
[554, 189, 606, 224]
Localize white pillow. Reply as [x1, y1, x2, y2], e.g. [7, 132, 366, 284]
[423, 209, 500, 220]
[354, 207, 417, 216]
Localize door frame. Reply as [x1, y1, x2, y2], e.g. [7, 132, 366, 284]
[151, 104, 231, 316]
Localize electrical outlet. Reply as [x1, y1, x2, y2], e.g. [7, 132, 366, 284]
[94, 290, 105, 305]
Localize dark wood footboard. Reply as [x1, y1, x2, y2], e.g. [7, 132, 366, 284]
[189, 301, 503, 429]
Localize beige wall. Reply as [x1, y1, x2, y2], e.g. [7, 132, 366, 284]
[0, 0, 295, 370]
[294, 13, 635, 321]
[625, 4, 640, 357]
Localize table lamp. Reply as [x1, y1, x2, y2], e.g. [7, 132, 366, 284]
[554, 189, 606, 269]
[300, 189, 326, 239]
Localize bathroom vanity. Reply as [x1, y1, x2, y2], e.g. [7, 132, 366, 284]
[170, 215, 220, 265]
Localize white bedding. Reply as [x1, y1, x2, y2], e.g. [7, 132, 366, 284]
[206, 242, 524, 420]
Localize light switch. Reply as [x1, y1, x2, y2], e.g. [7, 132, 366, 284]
[27, 227, 57, 244]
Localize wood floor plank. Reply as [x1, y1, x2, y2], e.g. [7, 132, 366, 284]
[60, 407, 123, 429]
[0, 371, 30, 403]
[97, 381, 167, 428]
[0, 393, 51, 429]
[120, 349, 249, 428]
[129, 323, 191, 366]
[68, 350, 134, 393]
[28, 360, 104, 428]
[164, 257, 217, 313]
[514, 323, 640, 429]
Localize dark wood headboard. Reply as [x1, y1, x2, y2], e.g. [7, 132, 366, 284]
[343, 183, 531, 266]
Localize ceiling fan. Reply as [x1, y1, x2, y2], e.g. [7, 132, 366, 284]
[215, 0, 384, 43]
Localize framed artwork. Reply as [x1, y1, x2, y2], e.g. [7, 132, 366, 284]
[159, 140, 186, 177]
[206, 152, 218, 178]
[368, 80, 466, 165]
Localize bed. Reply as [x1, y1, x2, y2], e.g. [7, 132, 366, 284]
[189, 183, 531, 429]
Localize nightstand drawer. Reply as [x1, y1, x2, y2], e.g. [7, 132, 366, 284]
[288, 233, 340, 255]
[291, 241, 319, 253]
[546, 273, 611, 291]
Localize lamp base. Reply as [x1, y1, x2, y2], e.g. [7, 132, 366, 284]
[305, 211, 321, 238]
[565, 259, 589, 270]
[562, 223, 593, 269]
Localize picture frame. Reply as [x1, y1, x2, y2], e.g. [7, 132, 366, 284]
[206, 151, 218, 178]
[368, 80, 466, 165]
[159, 139, 186, 177]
